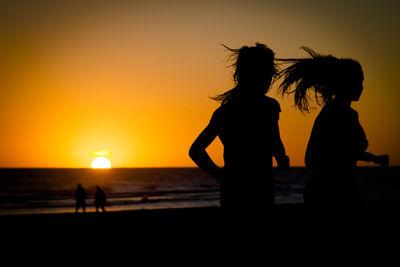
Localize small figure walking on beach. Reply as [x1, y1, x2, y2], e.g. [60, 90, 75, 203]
[95, 186, 107, 213]
[75, 184, 87, 213]
[279, 47, 389, 209]
[189, 43, 289, 212]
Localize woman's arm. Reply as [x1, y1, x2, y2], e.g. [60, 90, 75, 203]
[359, 152, 389, 167]
[272, 120, 290, 170]
[353, 111, 389, 167]
[189, 123, 223, 181]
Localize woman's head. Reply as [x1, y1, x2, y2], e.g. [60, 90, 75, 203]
[212, 43, 277, 104]
[339, 59, 364, 101]
[232, 43, 277, 91]
[278, 47, 364, 112]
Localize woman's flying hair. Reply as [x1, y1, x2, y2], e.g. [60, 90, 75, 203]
[211, 43, 278, 105]
[277, 47, 361, 112]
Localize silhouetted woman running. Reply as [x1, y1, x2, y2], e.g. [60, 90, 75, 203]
[189, 43, 289, 212]
[279, 47, 389, 209]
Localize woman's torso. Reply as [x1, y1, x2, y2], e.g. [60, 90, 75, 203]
[304, 102, 368, 204]
[306, 102, 368, 173]
[212, 96, 281, 173]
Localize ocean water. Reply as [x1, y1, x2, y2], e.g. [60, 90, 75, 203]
[0, 167, 398, 215]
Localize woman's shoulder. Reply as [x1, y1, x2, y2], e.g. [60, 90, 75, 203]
[263, 96, 281, 112]
[319, 103, 360, 125]
[210, 105, 224, 123]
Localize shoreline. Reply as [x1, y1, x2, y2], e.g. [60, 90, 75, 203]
[2, 201, 397, 219]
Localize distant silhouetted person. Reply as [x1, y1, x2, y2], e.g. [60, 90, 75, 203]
[279, 47, 389, 209]
[75, 184, 87, 213]
[95, 186, 107, 213]
[189, 43, 289, 212]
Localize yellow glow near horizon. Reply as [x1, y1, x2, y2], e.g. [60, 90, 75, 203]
[89, 150, 112, 156]
[91, 157, 112, 168]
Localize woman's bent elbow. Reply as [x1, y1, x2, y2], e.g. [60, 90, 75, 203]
[189, 144, 199, 161]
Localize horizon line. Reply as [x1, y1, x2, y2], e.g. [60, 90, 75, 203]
[0, 166, 396, 169]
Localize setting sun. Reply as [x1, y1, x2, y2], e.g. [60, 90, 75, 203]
[91, 157, 112, 169]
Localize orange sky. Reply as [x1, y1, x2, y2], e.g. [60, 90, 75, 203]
[0, 0, 399, 167]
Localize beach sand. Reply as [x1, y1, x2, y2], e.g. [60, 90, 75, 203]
[2, 202, 399, 258]
[3, 202, 398, 232]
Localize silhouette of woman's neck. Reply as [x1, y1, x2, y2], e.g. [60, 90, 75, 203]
[332, 95, 352, 107]
[237, 84, 269, 98]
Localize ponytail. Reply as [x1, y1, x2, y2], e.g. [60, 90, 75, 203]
[278, 47, 341, 112]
